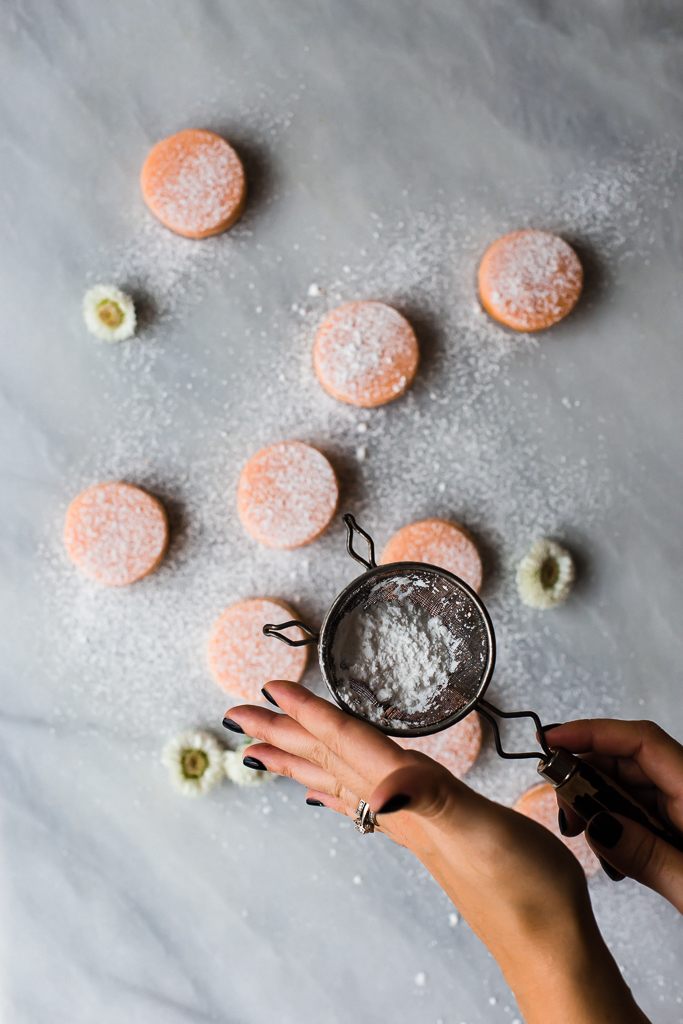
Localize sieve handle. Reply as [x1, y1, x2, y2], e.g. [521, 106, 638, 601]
[343, 513, 377, 570]
[262, 620, 319, 647]
[538, 748, 683, 853]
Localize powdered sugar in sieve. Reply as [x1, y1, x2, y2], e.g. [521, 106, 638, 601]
[324, 566, 492, 734]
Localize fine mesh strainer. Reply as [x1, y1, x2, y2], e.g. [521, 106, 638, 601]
[265, 514, 683, 850]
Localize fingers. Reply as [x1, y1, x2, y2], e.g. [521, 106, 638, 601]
[305, 789, 355, 817]
[557, 796, 586, 838]
[260, 681, 410, 784]
[225, 700, 370, 795]
[585, 811, 683, 912]
[546, 720, 683, 806]
[241, 741, 360, 809]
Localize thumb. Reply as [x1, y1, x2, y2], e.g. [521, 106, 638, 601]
[586, 811, 683, 912]
[368, 758, 461, 822]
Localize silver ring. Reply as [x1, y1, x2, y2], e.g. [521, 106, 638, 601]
[354, 799, 377, 834]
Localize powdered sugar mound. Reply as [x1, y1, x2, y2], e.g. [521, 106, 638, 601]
[334, 595, 462, 723]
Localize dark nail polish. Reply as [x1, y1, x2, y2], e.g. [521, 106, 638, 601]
[222, 717, 245, 734]
[558, 807, 568, 835]
[261, 688, 280, 709]
[543, 722, 563, 733]
[587, 812, 623, 849]
[378, 793, 411, 815]
[243, 756, 267, 771]
[306, 798, 324, 807]
[598, 856, 625, 882]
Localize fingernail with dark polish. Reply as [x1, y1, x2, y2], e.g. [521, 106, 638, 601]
[243, 756, 268, 771]
[261, 688, 280, 709]
[558, 807, 568, 835]
[587, 812, 623, 849]
[543, 722, 563, 732]
[222, 717, 245, 734]
[598, 856, 625, 882]
[378, 793, 411, 815]
[306, 798, 324, 807]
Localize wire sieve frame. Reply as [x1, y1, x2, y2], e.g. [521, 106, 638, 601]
[317, 561, 496, 738]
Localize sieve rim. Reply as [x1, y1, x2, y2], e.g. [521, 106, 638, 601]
[318, 560, 496, 737]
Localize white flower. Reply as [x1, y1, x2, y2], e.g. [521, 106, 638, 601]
[224, 739, 273, 788]
[83, 284, 136, 342]
[161, 731, 224, 797]
[516, 539, 575, 609]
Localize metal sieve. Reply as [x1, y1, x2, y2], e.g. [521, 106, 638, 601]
[265, 514, 683, 851]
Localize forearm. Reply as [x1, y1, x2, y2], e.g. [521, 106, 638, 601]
[414, 840, 650, 1024]
[508, 921, 650, 1024]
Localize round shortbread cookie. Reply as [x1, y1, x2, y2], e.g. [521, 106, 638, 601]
[140, 129, 246, 238]
[514, 782, 600, 877]
[63, 482, 168, 586]
[381, 519, 483, 593]
[237, 441, 338, 549]
[396, 714, 482, 779]
[207, 598, 308, 702]
[478, 230, 583, 332]
[314, 301, 419, 407]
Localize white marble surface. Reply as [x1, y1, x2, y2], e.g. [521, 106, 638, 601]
[2, 1, 683, 1021]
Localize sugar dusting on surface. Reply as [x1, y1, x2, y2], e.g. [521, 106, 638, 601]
[34, 141, 681, 1004]
[334, 593, 463, 722]
[44, 146, 678, 745]
[44, 145, 678, 740]
[237, 441, 338, 549]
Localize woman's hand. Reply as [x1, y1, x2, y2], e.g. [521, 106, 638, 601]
[547, 720, 683, 912]
[225, 682, 649, 1024]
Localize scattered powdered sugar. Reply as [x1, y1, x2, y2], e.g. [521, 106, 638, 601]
[37, 142, 678, 776]
[22, 77, 680, 1011]
[334, 592, 463, 723]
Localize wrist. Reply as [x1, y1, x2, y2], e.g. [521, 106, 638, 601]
[506, 920, 648, 1024]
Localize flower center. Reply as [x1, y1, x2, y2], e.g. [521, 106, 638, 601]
[181, 748, 209, 779]
[96, 299, 124, 328]
[540, 556, 560, 589]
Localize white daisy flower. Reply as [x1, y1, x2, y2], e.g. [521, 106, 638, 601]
[516, 539, 575, 610]
[83, 284, 137, 342]
[224, 739, 273, 788]
[161, 730, 224, 797]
